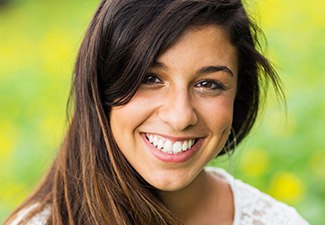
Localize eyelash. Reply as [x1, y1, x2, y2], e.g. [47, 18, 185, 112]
[194, 79, 225, 91]
[141, 74, 226, 92]
[141, 73, 162, 85]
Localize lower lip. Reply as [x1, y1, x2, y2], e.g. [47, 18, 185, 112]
[141, 134, 203, 164]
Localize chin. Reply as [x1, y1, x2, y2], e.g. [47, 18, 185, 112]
[143, 168, 202, 192]
[152, 181, 189, 192]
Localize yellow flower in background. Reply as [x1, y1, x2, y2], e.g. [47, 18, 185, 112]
[253, 0, 285, 29]
[0, 37, 34, 77]
[39, 30, 76, 76]
[302, 0, 325, 28]
[310, 151, 325, 181]
[39, 114, 66, 147]
[257, 0, 325, 30]
[0, 121, 18, 161]
[239, 148, 269, 177]
[269, 172, 305, 205]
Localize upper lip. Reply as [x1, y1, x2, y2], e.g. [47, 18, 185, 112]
[142, 132, 203, 142]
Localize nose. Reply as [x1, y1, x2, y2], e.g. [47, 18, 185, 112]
[158, 88, 198, 131]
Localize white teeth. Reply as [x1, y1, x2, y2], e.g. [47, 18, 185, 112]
[163, 140, 173, 153]
[149, 134, 154, 143]
[181, 141, 188, 151]
[173, 141, 182, 154]
[146, 134, 196, 154]
[157, 139, 164, 149]
[153, 135, 158, 146]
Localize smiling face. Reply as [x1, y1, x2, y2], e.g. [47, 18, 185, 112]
[110, 26, 238, 192]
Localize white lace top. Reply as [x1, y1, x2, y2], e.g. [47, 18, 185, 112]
[206, 167, 310, 225]
[10, 167, 310, 225]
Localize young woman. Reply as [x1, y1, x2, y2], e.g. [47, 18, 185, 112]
[5, 0, 310, 224]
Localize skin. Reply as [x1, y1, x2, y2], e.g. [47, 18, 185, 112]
[110, 25, 237, 224]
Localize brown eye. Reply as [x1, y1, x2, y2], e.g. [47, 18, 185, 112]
[195, 80, 225, 90]
[141, 73, 162, 85]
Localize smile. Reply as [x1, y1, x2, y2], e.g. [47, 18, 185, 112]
[145, 133, 197, 154]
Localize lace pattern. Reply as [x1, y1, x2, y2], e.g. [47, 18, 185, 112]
[207, 167, 310, 225]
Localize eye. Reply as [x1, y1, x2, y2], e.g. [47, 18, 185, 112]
[195, 79, 225, 90]
[141, 73, 163, 85]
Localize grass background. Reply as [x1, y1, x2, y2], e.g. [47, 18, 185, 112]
[1, 0, 324, 224]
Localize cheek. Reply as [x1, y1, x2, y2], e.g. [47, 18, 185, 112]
[110, 92, 156, 136]
[198, 96, 234, 132]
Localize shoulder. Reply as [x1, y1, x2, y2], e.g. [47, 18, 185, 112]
[8, 204, 50, 225]
[232, 177, 309, 225]
[206, 167, 310, 225]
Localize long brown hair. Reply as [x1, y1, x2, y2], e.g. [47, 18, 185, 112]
[5, 0, 283, 224]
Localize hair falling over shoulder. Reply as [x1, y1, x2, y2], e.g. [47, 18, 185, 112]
[5, 0, 283, 224]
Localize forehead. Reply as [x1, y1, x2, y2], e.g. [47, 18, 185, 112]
[155, 25, 238, 76]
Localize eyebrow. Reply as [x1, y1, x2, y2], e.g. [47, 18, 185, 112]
[151, 61, 234, 77]
[198, 66, 234, 77]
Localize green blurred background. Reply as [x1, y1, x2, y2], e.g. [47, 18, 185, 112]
[0, 0, 324, 224]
